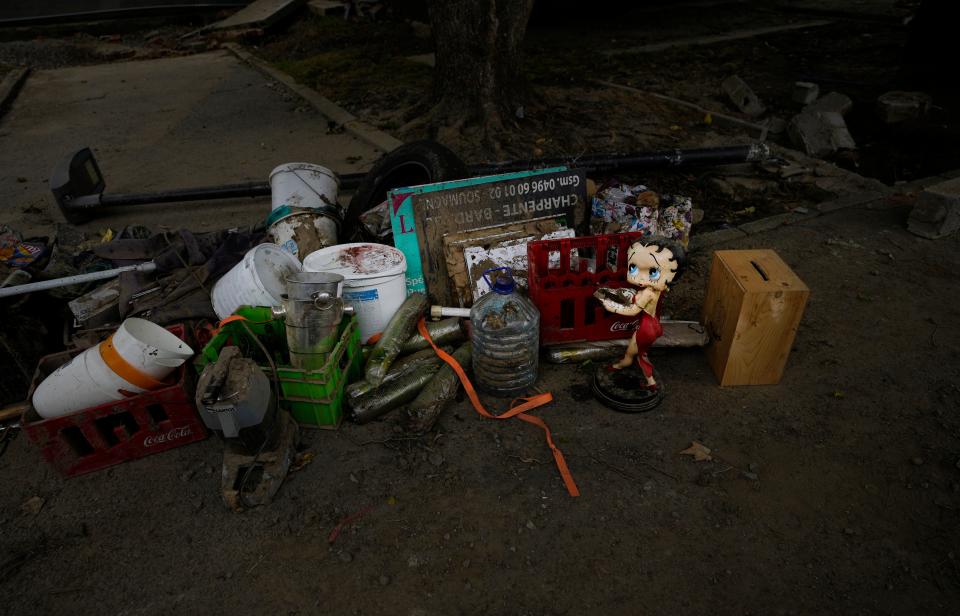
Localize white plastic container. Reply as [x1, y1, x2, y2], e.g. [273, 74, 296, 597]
[211, 243, 301, 319]
[111, 318, 194, 377]
[267, 207, 339, 261]
[31, 350, 136, 418]
[269, 162, 340, 211]
[82, 347, 146, 398]
[32, 318, 195, 419]
[302, 243, 407, 342]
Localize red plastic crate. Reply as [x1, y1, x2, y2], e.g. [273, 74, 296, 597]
[20, 325, 207, 477]
[527, 232, 650, 345]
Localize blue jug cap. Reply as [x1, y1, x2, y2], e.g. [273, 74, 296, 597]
[483, 267, 515, 295]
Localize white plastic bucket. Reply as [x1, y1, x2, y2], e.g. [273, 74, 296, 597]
[268, 210, 339, 262]
[211, 243, 301, 319]
[112, 318, 194, 377]
[31, 319, 195, 419]
[269, 163, 340, 211]
[302, 243, 407, 342]
[82, 345, 147, 398]
[31, 349, 132, 418]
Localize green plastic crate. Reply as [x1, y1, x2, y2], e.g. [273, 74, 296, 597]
[194, 306, 363, 428]
[194, 306, 288, 374]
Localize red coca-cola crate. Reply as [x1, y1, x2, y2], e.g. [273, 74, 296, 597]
[20, 325, 207, 477]
[527, 232, 649, 345]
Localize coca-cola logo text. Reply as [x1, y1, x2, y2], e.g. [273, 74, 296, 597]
[143, 426, 192, 447]
[610, 320, 640, 332]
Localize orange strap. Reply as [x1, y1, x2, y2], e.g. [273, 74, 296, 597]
[211, 314, 250, 337]
[218, 315, 250, 327]
[417, 318, 580, 497]
[99, 335, 167, 390]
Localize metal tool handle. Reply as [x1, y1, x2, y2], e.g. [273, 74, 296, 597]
[0, 261, 158, 299]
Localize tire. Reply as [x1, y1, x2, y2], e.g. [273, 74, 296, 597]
[342, 140, 469, 242]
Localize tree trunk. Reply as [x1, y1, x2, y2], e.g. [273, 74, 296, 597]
[425, 0, 535, 146]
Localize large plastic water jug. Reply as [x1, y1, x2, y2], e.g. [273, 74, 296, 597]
[470, 267, 540, 396]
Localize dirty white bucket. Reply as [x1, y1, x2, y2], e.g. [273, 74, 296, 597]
[211, 243, 301, 319]
[266, 206, 339, 262]
[32, 318, 195, 419]
[269, 163, 340, 211]
[302, 243, 407, 342]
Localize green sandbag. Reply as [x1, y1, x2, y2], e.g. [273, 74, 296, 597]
[400, 317, 464, 354]
[363, 292, 428, 386]
[404, 342, 472, 434]
[349, 362, 441, 424]
[346, 346, 447, 401]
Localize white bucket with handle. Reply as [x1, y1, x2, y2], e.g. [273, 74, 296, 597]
[302, 243, 408, 342]
[211, 243, 301, 319]
[269, 163, 340, 211]
[32, 318, 195, 419]
[266, 205, 340, 262]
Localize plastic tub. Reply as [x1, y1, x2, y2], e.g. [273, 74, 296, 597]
[266, 205, 340, 261]
[302, 243, 407, 342]
[269, 163, 340, 211]
[211, 243, 301, 319]
[112, 317, 194, 377]
[31, 349, 131, 418]
[82, 344, 147, 398]
[32, 318, 196, 419]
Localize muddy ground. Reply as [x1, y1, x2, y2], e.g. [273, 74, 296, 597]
[3, 203, 959, 615]
[2, 2, 960, 615]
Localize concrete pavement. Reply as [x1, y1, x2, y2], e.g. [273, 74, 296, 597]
[0, 50, 383, 237]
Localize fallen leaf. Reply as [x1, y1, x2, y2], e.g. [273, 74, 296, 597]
[21, 496, 45, 516]
[680, 441, 712, 462]
[288, 451, 315, 473]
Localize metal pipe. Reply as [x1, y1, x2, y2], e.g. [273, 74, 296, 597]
[100, 182, 273, 207]
[0, 262, 157, 299]
[469, 144, 771, 176]
[55, 144, 770, 214]
[78, 175, 367, 210]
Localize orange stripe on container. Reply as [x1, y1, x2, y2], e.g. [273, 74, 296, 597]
[99, 335, 167, 391]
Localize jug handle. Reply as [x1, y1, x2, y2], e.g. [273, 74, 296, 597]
[482, 267, 512, 290]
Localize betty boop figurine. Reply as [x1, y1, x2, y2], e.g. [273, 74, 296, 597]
[594, 237, 687, 391]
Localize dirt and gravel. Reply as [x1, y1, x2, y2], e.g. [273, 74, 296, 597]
[2, 202, 959, 615]
[2, 2, 959, 615]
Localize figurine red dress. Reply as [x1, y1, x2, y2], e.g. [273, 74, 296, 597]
[595, 237, 686, 391]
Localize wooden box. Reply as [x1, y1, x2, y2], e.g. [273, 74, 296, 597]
[702, 249, 809, 386]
